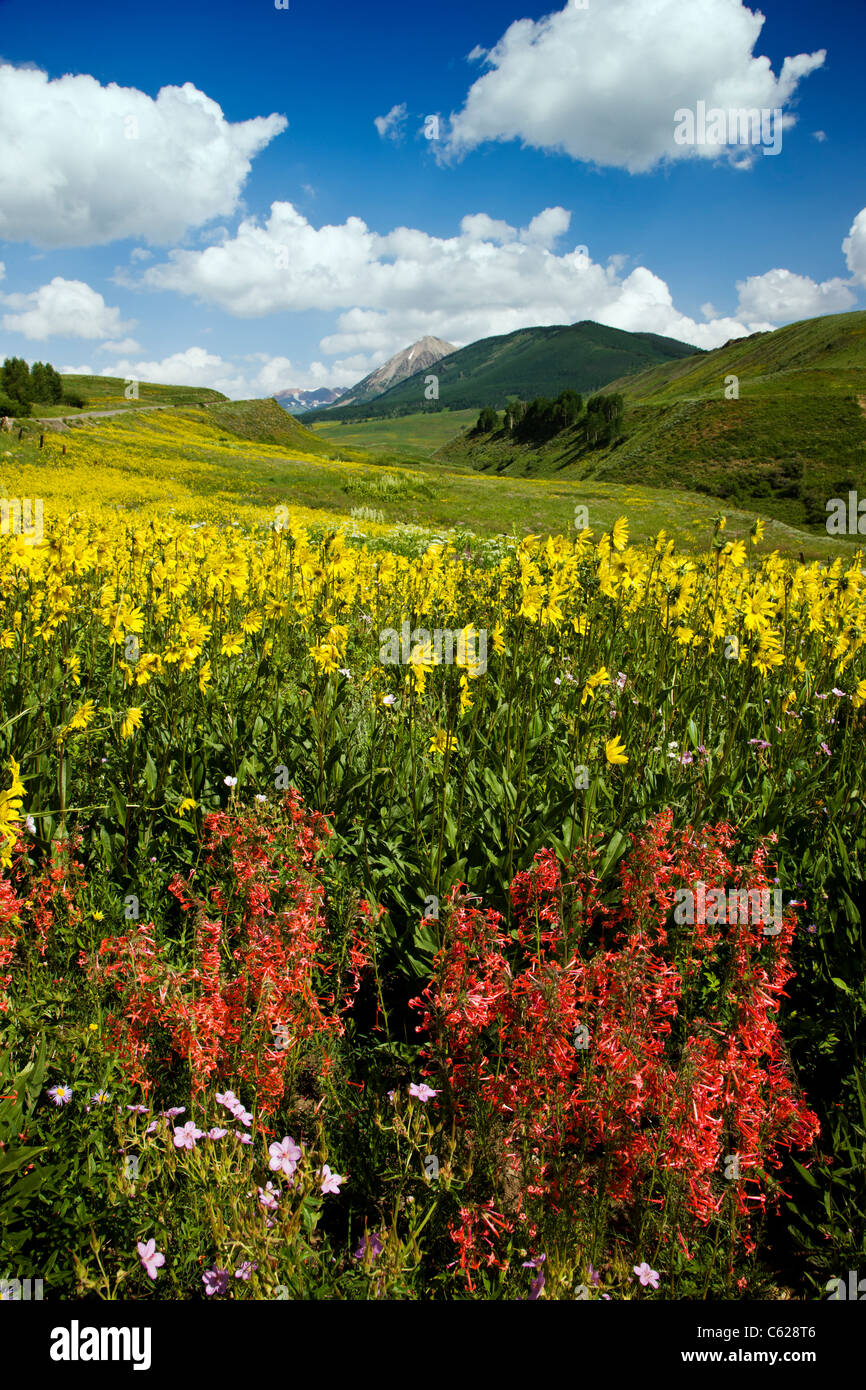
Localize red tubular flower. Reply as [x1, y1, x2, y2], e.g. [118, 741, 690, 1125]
[413, 814, 820, 1277]
[87, 791, 370, 1115]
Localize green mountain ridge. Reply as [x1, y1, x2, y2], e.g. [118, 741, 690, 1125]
[307, 320, 701, 422]
[436, 310, 866, 534]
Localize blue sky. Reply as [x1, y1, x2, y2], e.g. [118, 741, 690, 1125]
[0, 0, 864, 397]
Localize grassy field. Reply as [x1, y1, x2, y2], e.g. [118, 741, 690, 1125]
[308, 408, 479, 460]
[4, 400, 856, 560]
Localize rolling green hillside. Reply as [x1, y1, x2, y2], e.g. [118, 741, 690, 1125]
[437, 311, 866, 532]
[192, 397, 342, 455]
[309, 321, 700, 422]
[20, 389, 348, 460]
[56, 373, 228, 411]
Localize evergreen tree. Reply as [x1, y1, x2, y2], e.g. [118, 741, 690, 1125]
[1, 357, 33, 406]
[46, 365, 64, 403]
[474, 406, 499, 434]
[30, 362, 50, 402]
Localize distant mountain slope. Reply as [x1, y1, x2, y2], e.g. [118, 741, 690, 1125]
[436, 310, 866, 532]
[309, 322, 700, 422]
[274, 387, 348, 415]
[336, 337, 456, 409]
[604, 310, 866, 400]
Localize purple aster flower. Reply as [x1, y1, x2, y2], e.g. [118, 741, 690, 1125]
[47, 1084, 73, 1105]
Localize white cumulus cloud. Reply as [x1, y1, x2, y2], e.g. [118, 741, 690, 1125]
[842, 207, 866, 287]
[735, 268, 856, 321]
[0, 63, 287, 247]
[445, 0, 825, 172]
[1, 277, 135, 339]
[374, 103, 407, 141]
[98, 337, 142, 354]
[140, 200, 776, 356]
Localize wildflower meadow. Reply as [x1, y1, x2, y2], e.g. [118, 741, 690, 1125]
[1, 477, 863, 1311]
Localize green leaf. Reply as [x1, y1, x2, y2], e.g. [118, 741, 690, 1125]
[790, 1158, 819, 1188]
[599, 829, 629, 878]
[0, 1144, 48, 1177]
[144, 753, 158, 793]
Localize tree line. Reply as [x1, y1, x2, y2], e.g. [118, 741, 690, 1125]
[0, 358, 87, 418]
[473, 388, 625, 448]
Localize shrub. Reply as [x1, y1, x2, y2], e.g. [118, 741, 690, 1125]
[0, 394, 28, 419]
